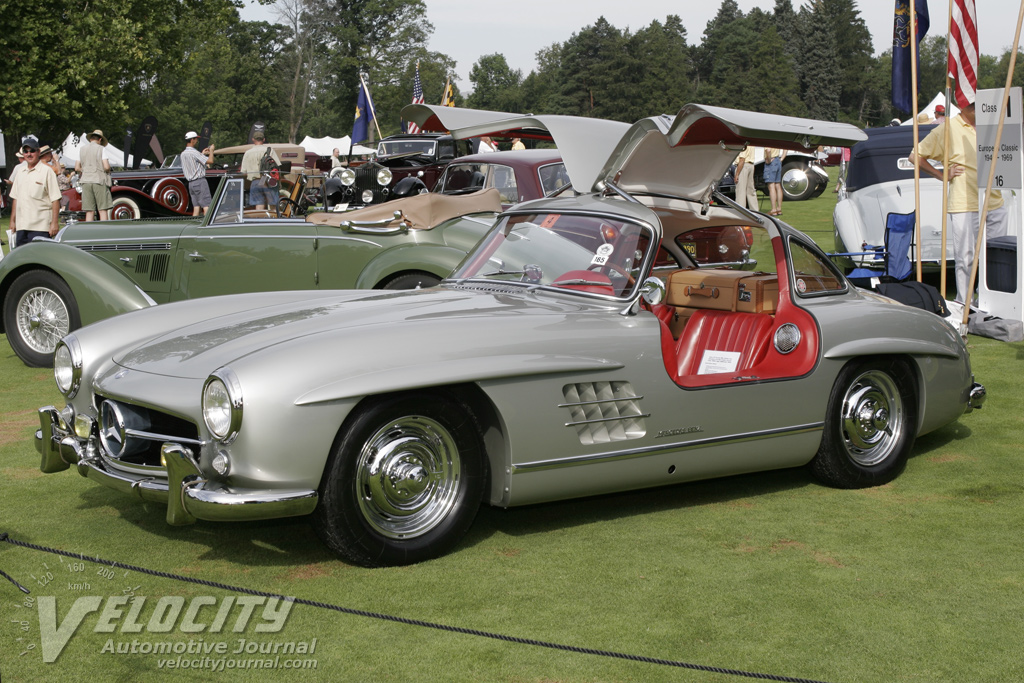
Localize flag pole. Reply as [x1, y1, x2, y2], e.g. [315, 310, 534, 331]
[940, 0, 955, 297]
[359, 73, 383, 142]
[961, 0, 1024, 335]
[910, 0, 924, 282]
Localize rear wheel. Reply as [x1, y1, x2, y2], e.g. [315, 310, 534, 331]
[312, 393, 485, 567]
[810, 359, 917, 488]
[780, 161, 816, 201]
[3, 270, 81, 367]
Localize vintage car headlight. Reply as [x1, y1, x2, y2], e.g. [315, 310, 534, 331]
[202, 369, 243, 443]
[361, 189, 375, 204]
[53, 338, 82, 398]
[376, 167, 393, 186]
[338, 168, 356, 186]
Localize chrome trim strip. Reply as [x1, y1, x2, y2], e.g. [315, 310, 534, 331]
[77, 242, 173, 251]
[123, 428, 204, 446]
[565, 413, 651, 427]
[513, 422, 824, 473]
[557, 395, 644, 408]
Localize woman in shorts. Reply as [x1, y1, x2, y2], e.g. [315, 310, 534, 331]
[763, 148, 785, 216]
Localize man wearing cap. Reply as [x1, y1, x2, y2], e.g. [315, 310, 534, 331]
[239, 132, 280, 211]
[181, 131, 215, 216]
[910, 102, 1008, 304]
[9, 138, 61, 247]
[934, 104, 946, 123]
[75, 130, 112, 221]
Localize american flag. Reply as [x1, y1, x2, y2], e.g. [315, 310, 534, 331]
[948, 0, 978, 108]
[407, 63, 425, 134]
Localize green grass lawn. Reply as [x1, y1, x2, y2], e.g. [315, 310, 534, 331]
[2, 176, 1024, 681]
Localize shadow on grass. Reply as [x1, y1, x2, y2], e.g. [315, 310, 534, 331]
[38, 419, 974, 569]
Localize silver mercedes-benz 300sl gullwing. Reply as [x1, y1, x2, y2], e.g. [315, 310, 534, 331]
[37, 104, 985, 567]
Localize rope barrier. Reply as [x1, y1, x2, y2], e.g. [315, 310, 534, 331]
[1, 532, 829, 683]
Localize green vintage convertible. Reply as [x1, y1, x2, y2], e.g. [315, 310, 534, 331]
[0, 177, 500, 366]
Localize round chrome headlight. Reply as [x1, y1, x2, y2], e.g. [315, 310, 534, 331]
[361, 189, 375, 204]
[53, 338, 82, 398]
[376, 168, 393, 186]
[202, 369, 243, 442]
[339, 168, 356, 186]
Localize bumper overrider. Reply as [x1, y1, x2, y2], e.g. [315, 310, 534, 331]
[36, 406, 318, 526]
[965, 381, 986, 413]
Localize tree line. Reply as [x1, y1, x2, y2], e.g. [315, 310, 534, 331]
[3, 0, 1023, 168]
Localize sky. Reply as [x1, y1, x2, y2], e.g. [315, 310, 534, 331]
[241, 0, 1024, 91]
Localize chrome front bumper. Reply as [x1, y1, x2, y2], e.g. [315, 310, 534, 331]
[36, 406, 318, 525]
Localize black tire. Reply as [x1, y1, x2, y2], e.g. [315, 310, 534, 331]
[380, 272, 442, 290]
[312, 392, 486, 567]
[110, 196, 141, 220]
[810, 359, 917, 488]
[780, 161, 817, 201]
[3, 270, 81, 367]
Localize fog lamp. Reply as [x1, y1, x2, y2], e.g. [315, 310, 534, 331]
[211, 451, 231, 476]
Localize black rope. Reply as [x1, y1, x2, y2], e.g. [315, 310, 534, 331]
[1, 532, 829, 683]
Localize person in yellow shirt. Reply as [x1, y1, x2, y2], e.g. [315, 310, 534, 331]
[909, 102, 1008, 304]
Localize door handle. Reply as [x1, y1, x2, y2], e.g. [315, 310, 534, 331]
[119, 257, 132, 264]
[188, 252, 206, 262]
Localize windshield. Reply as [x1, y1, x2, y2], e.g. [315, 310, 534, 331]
[377, 140, 437, 157]
[452, 212, 655, 299]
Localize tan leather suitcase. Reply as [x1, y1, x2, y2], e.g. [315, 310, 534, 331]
[666, 269, 778, 314]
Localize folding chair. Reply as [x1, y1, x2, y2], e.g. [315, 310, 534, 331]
[842, 211, 916, 287]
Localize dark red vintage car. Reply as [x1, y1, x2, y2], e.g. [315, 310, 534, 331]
[432, 149, 569, 207]
[62, 143, 327, 220]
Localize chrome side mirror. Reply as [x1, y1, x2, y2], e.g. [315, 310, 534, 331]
[640, 277, 666, 306]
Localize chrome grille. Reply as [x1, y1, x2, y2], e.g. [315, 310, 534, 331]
[561, 381, 647, 445]
[96, 396, 201, 466]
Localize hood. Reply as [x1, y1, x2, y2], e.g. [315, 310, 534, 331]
[404, 103, 867, 200]
[111, 286, 604, 381]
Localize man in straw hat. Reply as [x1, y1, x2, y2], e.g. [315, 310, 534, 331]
[75, 129, 112, 221]
[9, 137, 61, 247]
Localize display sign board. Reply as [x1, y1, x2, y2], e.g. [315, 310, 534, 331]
[976, 87, 1023, 191]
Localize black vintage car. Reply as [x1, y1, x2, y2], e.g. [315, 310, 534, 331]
[324, 133, 473, 208]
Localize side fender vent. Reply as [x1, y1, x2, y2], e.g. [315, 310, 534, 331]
[135, 254, 151, 274]
[150, 253, 169, 282]
[561, 381, 647, 445]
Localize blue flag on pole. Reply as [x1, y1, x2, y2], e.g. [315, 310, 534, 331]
[352, 80, 376, 144]
[892, 0, 930, 114]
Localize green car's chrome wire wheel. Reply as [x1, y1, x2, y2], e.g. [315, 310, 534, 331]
[355, 415, 462, 539]
[16, 285, 72, 355]
[840, 369, 905, 467]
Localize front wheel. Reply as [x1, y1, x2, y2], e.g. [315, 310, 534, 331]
[810, 359, 917, 488]
[3, 270, 81, 367]
[380, 272, 442, 290]
[312, 392, 485, 567]
[110, 196, 141, 220]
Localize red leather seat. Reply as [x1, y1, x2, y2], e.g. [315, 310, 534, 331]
[674, 309, 773, 378]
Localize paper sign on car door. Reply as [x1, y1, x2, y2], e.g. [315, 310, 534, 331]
[698, 350, 740, 375]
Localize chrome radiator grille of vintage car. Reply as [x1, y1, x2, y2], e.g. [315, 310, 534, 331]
[561, 381, 648, 445]
[95, 396, 202, 467]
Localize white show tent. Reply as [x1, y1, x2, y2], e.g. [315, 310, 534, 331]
[57, 132, 151, 168]
[901, 93, 962, 125]
[299, 134, 375, 156]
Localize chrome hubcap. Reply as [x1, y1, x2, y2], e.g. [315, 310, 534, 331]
[356, 416, 461, 539]
[841, 370, 903, 466]
[16, 287, 69, 354]
[782, 168, 810, 197]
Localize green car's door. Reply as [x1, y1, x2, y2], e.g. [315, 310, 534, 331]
[174, 178, 318, 300]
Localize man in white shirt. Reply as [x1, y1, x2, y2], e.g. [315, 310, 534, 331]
[10, 138, 62, 247]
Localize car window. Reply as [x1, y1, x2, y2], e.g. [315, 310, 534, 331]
[378, 140, 436, 157]
[788, 237, 846, 295]
[538, 163, 570, 196]
[673, 224, 772, 273]
[210, 178, 244, 225]
[437, 163, 518, 203]
[454, 212, 654, 298]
